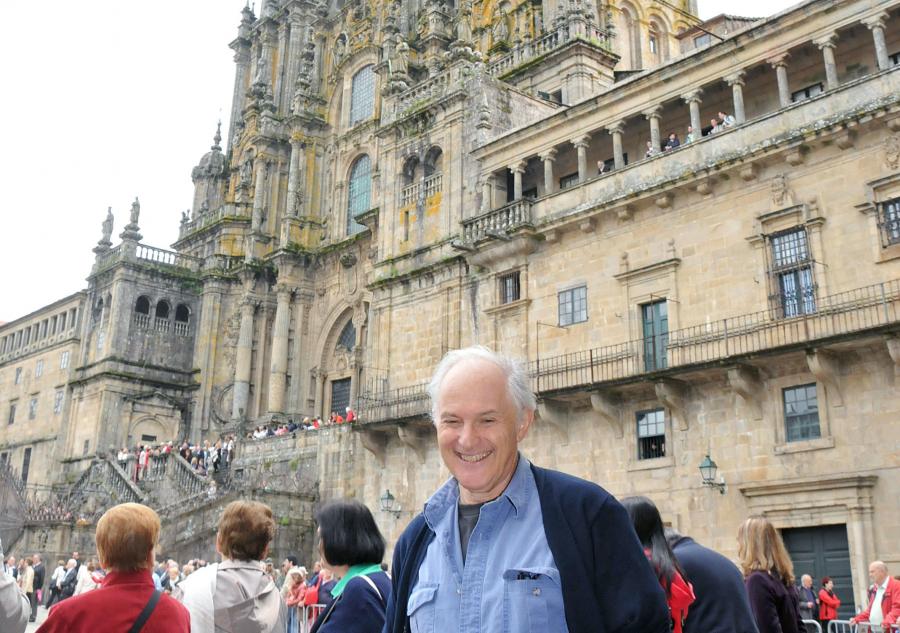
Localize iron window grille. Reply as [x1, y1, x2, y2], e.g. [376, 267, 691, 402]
[879, 198, 900, 246]
[349, 65, 376, 126]
[783, 383, 821, 442]
[768, 228, 816, 318]
[558, 286, 588, 326]
[53, 390, 64, 414]
[499, 272, 521, 304]
[637, 408, 666, 460]
[337, 321, 356, 351]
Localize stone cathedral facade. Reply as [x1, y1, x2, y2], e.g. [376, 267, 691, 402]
[1, 0, 899, 614]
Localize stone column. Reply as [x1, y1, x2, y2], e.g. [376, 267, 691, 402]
[814, 34, 840, 90]
[725, 71, 746, 123]
[267, 285, 292, 414]
[283, 15, 305, 112]
[606, 124, 625, 171]
[863, 12, 890, 71]
[682, 90, 703, 137]
[643, 106, 662, 152]
[232, 297, 256, 419]
[252, 159, 268, 232]
[572, 135, 591, 181]
[540, 149, 557, 195]
[314, 370, 326, 418]
[481, 176, 493, 212]
[510, 161, 526, 200]
[768, 54, 791, 108]
[286, 139, 303, 217]
[288, 299, 306, 410]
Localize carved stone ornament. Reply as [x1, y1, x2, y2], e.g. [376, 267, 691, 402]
[885, 134, 900, 170]
[771, 173, 794, 208]
[340, 251, 358, 268]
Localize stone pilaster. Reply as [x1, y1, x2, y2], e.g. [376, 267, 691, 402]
[232, 296, 257, 420]
[814, 34, 840, 91]
[267, 285, 293, 414]
[605, 124, 624, 171]
[540, 149, 557, 195]
[572, 134, 591, 181]
[682, 90, 703, 139]
[643, 106, 662, 152]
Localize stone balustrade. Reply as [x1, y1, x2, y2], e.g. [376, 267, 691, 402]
[487, 21, 611, 78]
[178, 205, 251, 239]
[356, 382, 431, 426]
[462, 198, 533, 244]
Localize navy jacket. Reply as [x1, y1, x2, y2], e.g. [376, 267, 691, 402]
[312, 571, 391, 633]
[746, 571, 807, 633]
[671, 536, 760, 633]
[383, 464, 669, 633]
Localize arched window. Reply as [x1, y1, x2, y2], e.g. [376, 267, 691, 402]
[620, 4, 642, 70]
[155, 301, 171, 319]
[424, 147, 443, 177]
[649, 17, 670, 61]
[349, 65, 375, 126]
[175, 304, 190, 323]
[336, 320, 356, 351]
[135, 296, 150, 314]
[347, 155, 371, 235]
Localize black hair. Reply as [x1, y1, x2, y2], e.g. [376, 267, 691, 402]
[621, 495, 688, 594]
[286, 555, 299, 566]
[315, 499, 385, 567]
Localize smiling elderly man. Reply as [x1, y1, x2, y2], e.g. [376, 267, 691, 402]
[383, 346, 669, 633]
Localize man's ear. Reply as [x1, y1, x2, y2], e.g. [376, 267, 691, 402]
[516, 408, 535, 442]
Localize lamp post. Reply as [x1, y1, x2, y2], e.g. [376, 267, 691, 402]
[699, 453, 726, 494]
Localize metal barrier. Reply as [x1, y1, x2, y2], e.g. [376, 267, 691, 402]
[292, 604, 326, 633]
[828, 622, 900, 632]
[804, 620, 823, 633]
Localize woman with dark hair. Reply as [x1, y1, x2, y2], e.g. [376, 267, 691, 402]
[622, 496, 695, 633]
[818, 576, 840, 632]
[737, 516, 807, 633]
[310, 500, 390, 633]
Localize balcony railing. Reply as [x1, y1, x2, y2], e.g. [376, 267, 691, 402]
[462, 198, 533, 243]
[356, 382, 431, 425]
[178, 205, 251, 239]
[400, 173, 443, 208]
[137, 244, 202, 271]
[487, 21, 611, 78]
[532, 279, 900, 394]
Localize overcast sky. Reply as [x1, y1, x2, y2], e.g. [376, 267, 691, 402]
[0, 0, 798, 323]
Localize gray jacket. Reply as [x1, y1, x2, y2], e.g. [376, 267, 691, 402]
[0, 571, 28, 633]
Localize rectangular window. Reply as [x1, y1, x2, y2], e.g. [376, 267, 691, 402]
[693, 33, 711, 48]
[21, 447, 31, 484]
[0, 452, 7, 466]
[522, 187, 537, 200]
[559, 173, 579, 190]
[7, 403, 16, 426]
[637, 409, 666, 460]
[649, 34, 658, 55]
[35, 359, 43, 378]
[558, 286, 588, 326]
[54, 390, 64, 414]
[769, 228, 816, 317]
[97, 330, 105, 351]
[83, 440, 90, 456]
[791, 83, 824, 102]
[402, 210, 410, 242]
[784, 384, 821, 442]
[550, 90, 563, 105]
[890, 52, 900, 66]
[14, 367, 22, 384]
[879, 198, 900, 246]
[60, 351, 70, 369]
[499, 272, 521, 305]
[642, 300, 669, 371]
[28, 397, 38, 420]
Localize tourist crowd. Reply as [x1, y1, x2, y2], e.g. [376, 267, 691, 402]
[248, 408, 358, 440]
[115, 436, 237, 481]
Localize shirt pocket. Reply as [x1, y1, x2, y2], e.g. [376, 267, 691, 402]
[407, 582, 439, 633]
[502, 567, 566, 633]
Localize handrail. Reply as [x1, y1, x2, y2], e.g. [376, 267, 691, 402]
[462, 198, 533, 243]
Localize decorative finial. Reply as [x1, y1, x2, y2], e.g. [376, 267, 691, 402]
[212, 121, 222, 150]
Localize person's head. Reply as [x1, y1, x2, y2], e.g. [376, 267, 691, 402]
[313, 560, 322, 573]
[65, 559, 76, 570]
[95, 503, 160, 572]
[710, 118, 718, 126]
[315, 500, 385, 569]
[663, 526, 683, 549]
[286, 567, 303, 587]
[687, 125, 693, 133]
[428, 346, 536, 504]
[24, 557, 33, 567]
[821, 576, 833, 590]
[167, 565, 179, 580]
[621, 496, 686, 593]
[216, 500, 276, 562]
[320, 567, 333, 581]
[737, 516, 795, 586]
[57, 559, 64, 567]
[869, 561, 889, 586]
[718, 110, 728, 120]
[669, 132, 677, 140]
[646, 140, 653, 147]
[182, 563, 194, 577]
[282, 555, 299, 573]
[801, 574, 812, 588]
[72, 552, 79, 560]
[32, 554, 41, 563]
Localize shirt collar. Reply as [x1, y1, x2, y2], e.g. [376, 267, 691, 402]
[423, 453, 532, 529]
[102, 570, 155, 587]
[877, 577, 890, 591]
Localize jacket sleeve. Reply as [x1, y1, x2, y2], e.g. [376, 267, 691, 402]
[818, 589, 840, 609]
[0, 573, 28, 633]
[852, 591, 873, 623]
[746, 573, 782, 633]
[382, 533, 408, 633]
[886, 580, 900, 625]
[592, 498, 670, 633]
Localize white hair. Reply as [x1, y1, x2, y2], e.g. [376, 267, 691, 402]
[428, 346, 536, 425]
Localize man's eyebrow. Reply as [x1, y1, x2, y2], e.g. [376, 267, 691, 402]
[440, 409, 501, 418]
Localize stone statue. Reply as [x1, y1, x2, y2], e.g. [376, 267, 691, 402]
[129, 197, 141, 226]
[333, 33, 348, 66]
[493, 9, 509, 43]
[456, 0, 473, 42]
[101, 207, 114, 242]
[771, 173, 793, 207]
[392, 38, 410, 76]
[181, 210, 190, 226]
[240, 158, 253, 186]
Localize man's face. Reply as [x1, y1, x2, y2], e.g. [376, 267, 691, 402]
[870, 564, 888, 585]
[436, 359, 533, 505]
[802, 576, 812, 588]
[282, 559, 292, 573]
[72, 552, 79, 560]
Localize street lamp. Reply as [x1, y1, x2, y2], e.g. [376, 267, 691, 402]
[699, 453, 726, 494]
[380, 489, 402, 517]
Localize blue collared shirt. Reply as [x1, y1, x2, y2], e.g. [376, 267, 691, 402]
[407, 454, 568, 633]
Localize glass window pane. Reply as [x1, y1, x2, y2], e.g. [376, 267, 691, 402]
[350, 66, 375, 126]
[347, 155, 371, 235]
[783, 384, 821, 442]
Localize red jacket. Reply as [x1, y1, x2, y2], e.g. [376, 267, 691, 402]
[853, 576, 900, 627]
[818, 588, 840, 621]
[38, 569, 190, 633]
